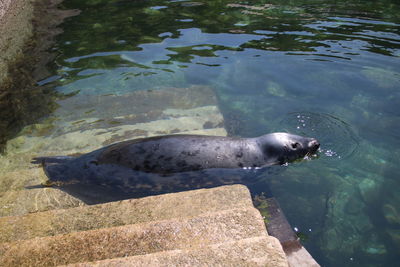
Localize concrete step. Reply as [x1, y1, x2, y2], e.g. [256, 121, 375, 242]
[64, 236, 289, 267]
[0, 187, 84, 217]
[0, 185, 252, 243]
[0, 207, 268, 266]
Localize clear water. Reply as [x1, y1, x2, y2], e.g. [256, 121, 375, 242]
[4, 0, 400, 266]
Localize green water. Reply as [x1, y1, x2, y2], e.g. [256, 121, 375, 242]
[5, 0, 400, 266]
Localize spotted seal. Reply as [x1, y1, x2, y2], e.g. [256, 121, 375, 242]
[34, 133, 319, 202]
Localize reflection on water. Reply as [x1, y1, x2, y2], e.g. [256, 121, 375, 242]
[1, 0, 400, 266]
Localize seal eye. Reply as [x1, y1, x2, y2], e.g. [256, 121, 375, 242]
[89, 160, 99, 166]
[291, 142, 300, 149]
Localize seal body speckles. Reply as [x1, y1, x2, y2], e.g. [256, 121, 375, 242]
[95, 135, 268, 174]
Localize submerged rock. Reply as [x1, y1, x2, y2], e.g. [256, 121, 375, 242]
[266, 81, 286, 97]
[386, 229, 400, 250]
[361, 66, 399, 88]
[360, 233, 387, 256]
[382, 204, 400, 225]
[344, 195, 365, 215]
[358, 178, 380, 204]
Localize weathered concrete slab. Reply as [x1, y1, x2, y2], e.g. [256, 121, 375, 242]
[0, 207, 268, 266]
[64, 236, 289, 267]
[0, 185, 252, 242]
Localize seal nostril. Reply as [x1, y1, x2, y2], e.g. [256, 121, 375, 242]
[309, 139, 320, 149]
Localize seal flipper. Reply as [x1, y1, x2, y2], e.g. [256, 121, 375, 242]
[31, 156, 76, 165]
[32, 156, 76, 184]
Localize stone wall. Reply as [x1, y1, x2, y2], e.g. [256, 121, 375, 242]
[0, 0, 34, 85]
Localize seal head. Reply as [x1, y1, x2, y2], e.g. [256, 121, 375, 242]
[256, 132, 320, 165]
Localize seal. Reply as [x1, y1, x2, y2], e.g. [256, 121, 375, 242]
[32, 133, 319, 203]
[36, 132, 319, 181]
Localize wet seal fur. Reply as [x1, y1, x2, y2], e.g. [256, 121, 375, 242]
[33, 133, 319, 203]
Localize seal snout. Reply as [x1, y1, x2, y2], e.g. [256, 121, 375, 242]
[308, 139, 320, 152]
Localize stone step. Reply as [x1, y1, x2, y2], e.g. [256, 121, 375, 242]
[0, 207, 267, 266]
[64, 236, 289, 267]
[0, 185, 252, 243]
[0, 187, 84, 217]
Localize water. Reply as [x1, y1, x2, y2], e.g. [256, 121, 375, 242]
[2, 0, 400, 266]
